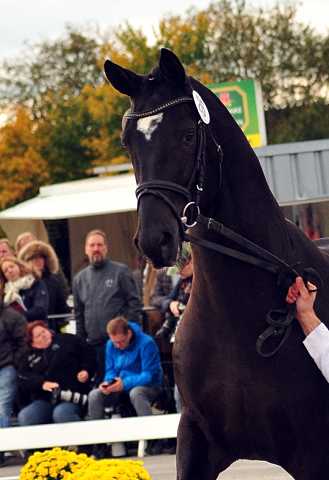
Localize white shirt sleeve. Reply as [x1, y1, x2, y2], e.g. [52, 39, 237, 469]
[303, 322, 329, 383]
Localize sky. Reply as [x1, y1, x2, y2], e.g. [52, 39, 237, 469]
[0, 0, 328, 64]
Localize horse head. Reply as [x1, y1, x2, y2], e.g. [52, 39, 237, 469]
[104, 49, 222, 268]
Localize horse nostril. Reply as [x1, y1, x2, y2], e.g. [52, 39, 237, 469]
[160, 232, 172, 248]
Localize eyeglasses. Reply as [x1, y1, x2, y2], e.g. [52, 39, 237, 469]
[111, 334, 128, 347]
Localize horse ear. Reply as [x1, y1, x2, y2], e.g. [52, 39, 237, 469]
[159, 48, 187, 86]
[104, 59, 141, 97]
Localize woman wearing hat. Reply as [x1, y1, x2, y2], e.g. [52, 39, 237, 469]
[18, 241, 71, 332]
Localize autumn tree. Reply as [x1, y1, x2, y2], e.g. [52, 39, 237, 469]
[106, 24, 159, 74]
[266, 100, 329, 144]
[155, 9, 213, 83]
[0, 109, 48, 209]
[80, 84, 130, 171]
[148, 0, 329, 109]
[1, 0, 329, 210]
[207, 0, 329, 109]
[0, 25, 104, 120]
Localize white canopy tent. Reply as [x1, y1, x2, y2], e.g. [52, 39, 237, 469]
[0, 174, 137, 220]
[0, 174, 139, 279]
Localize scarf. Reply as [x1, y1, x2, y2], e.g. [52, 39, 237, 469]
[4, 274, 35, 307]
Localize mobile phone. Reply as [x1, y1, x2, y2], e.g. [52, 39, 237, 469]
[101, 379, 117, 387]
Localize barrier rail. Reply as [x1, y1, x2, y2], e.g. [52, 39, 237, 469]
[0, 414, 180, 458]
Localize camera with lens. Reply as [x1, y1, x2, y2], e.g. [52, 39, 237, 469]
[51, 387, 88, 406]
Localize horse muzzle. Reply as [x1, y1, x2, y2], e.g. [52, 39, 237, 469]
[133, 196, 182, 269]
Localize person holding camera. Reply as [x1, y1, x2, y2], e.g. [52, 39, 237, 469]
[156, 244, 193, 342]
[17, 320, 97, 425]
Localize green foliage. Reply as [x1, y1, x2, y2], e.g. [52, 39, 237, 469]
[0, 0, 329, 210]
[154, 0, 329, 109]
[36, 90, 95, 184]
[112, 23, 159, 74]
[156, 9, 211, 73]
[266, 101, 329, 144]
[0, 25, 104, 120]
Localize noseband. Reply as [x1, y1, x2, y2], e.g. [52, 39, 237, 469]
[125, 93, 322, 357]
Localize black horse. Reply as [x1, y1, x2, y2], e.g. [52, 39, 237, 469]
[104, 49, 329, 479]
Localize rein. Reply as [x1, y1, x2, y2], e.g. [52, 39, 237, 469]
[184, 220, 298, 357]
[126, 94, 319, 357]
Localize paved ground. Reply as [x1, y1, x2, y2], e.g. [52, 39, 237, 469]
[0, 452, 294, 479]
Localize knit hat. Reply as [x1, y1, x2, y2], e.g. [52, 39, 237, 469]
[167, 242, 192, 275]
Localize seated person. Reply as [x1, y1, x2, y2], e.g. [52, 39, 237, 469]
[17, 320, 97, 425]
[157, 244, 193, 340]
[88, 316, 163, 459]
[0, 299, 27, 464]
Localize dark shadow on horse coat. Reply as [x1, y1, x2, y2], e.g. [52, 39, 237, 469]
[104, 49, 329, 479]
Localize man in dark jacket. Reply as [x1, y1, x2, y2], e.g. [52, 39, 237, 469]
[0, 300, 27, 463]
[74, 229, 142, 385]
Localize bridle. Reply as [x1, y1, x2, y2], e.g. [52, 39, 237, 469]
[124, 94, 321, 357]
[126, 96, 223, 237]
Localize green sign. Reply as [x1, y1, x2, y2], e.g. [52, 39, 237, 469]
[207, 79, 267, 147]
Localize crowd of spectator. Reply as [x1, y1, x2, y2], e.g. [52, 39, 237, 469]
[2, 228, 328, 465]
[0, 229, 185, 463]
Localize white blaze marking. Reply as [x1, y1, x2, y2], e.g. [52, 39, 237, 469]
[137, 113, 163, 141]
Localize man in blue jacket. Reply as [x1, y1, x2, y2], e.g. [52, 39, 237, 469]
[88, 316, 163, 458]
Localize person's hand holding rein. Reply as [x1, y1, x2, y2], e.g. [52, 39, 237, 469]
[286, 276, 321, 336]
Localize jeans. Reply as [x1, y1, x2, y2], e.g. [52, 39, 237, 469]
[18, 399, 86, 425]
[88, 385, 162, 419]
[0, 366, 17, 428]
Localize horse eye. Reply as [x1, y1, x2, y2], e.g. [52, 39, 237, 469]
[184, 131, 195, 143]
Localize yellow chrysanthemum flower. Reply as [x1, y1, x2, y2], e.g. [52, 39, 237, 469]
[19, 447, 152, 480]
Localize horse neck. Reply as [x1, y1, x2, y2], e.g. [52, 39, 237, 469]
[201, 117, 294, 261]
